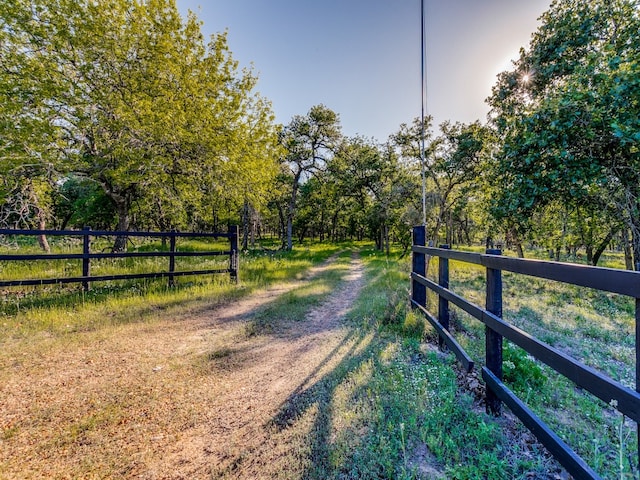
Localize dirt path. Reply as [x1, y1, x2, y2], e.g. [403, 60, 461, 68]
[0, 254, 367, 479]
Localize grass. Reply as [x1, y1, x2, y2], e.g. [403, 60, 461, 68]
[243, 249, 353, 336]
[0, 241, 350, 479]
[425, 247, 639, 479]
[235, 245, 535, 479]
[0, 240, 342, 337]
[327, 247, 560, 479]
[2, 238, 637, 478]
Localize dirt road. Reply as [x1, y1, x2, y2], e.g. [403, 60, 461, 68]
[0, 254, 367, 479]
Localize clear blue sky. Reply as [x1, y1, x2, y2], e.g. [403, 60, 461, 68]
[175, 0, 551, 142]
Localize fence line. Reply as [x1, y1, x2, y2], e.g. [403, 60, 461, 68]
[410, 225, 640, 480]
[0, 226, 239, 291]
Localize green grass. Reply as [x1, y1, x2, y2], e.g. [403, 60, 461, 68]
[327, 247, 561, 479]
[0, 241, 342, 338]
[422, 247, 638, 479]
[3, 239, 636, 478]
[253, 245, 531, 479]
[244, 249, 353, 336]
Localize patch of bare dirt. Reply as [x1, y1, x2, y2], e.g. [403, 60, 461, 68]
[0, 254, 367, 479]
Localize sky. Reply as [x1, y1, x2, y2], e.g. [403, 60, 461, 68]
[175, 0, 552, 142]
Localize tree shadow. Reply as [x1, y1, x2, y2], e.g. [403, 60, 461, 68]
[269, 324, 389, 479]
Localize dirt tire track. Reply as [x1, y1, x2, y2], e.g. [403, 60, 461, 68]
[0, 253, 367, 479]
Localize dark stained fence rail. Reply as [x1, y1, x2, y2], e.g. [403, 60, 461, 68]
[0, 226, 239, 291]
[410, 225, 640, 480]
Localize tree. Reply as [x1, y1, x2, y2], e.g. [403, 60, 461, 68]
[393, 118, 486, 246]
[52, 176, 116, 231]
[0, 165, 55, 251]
[488, 0, 640, 267]
[278, 105, 341, 250]
[428, 121, 487, 246]
[1, 0, 278, 250]
[328, 137, 420, 254]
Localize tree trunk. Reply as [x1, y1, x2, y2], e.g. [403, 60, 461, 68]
[37, 214, 50, 253]
[430, 209, 443, 246]
[59, 212, 73, 231]
[622, 229, 634, 270]
[241, 199, 250, 251]
[112, 202, 130, 252]
[331, 211, 339, 243]
[446, 212, 453, 247]
[464, 218, 472, 246]
[285, 174, 301, 252]
[620, 189, 640, 270]
[384, 223, 390, 256]
[276, 204, 287, 250]
[633, 228, 640, 272]
[100, 179, 132, 253]
[505, 227, 524, 258]
[585, 246, 593, 264]
[591, 227, 617, 266]
[250, 209, 256, 249]
[375, 227, 382, 250]
[286, 215, 293, 251]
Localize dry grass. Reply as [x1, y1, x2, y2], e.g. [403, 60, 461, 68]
[0, 253, 366, 479]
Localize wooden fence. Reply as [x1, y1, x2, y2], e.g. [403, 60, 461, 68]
[410, 225, 640, 479]
[0, 226, 239, 291]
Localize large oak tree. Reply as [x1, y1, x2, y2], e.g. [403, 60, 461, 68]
[1, 0, 278, 250]
[278, 105, 341, 251]
[488, 0, 640, 266]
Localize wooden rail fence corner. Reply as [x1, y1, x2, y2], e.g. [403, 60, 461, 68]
[410, 225, 640, 479]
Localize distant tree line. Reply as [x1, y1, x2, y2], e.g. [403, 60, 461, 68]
[2, 0, 639, 269]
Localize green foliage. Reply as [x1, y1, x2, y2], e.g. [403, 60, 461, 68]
[0, 0, 279, 238]
[488, 0, 640, 263]
[330, 138, 421, 253]
[278, 105, 342, 250]
[502, 342, 545, 393]
[392, 117, 489, 247]
[52, 176, 116, 230]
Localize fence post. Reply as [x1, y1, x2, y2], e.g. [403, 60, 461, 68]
[485, 248, 503, 415]
[438, 244, 450, 350]
[168, 230, 176, 288]
[82, 226, 91, 292]
[229, 225, 239, 283]
[412, 226, 427, 309]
